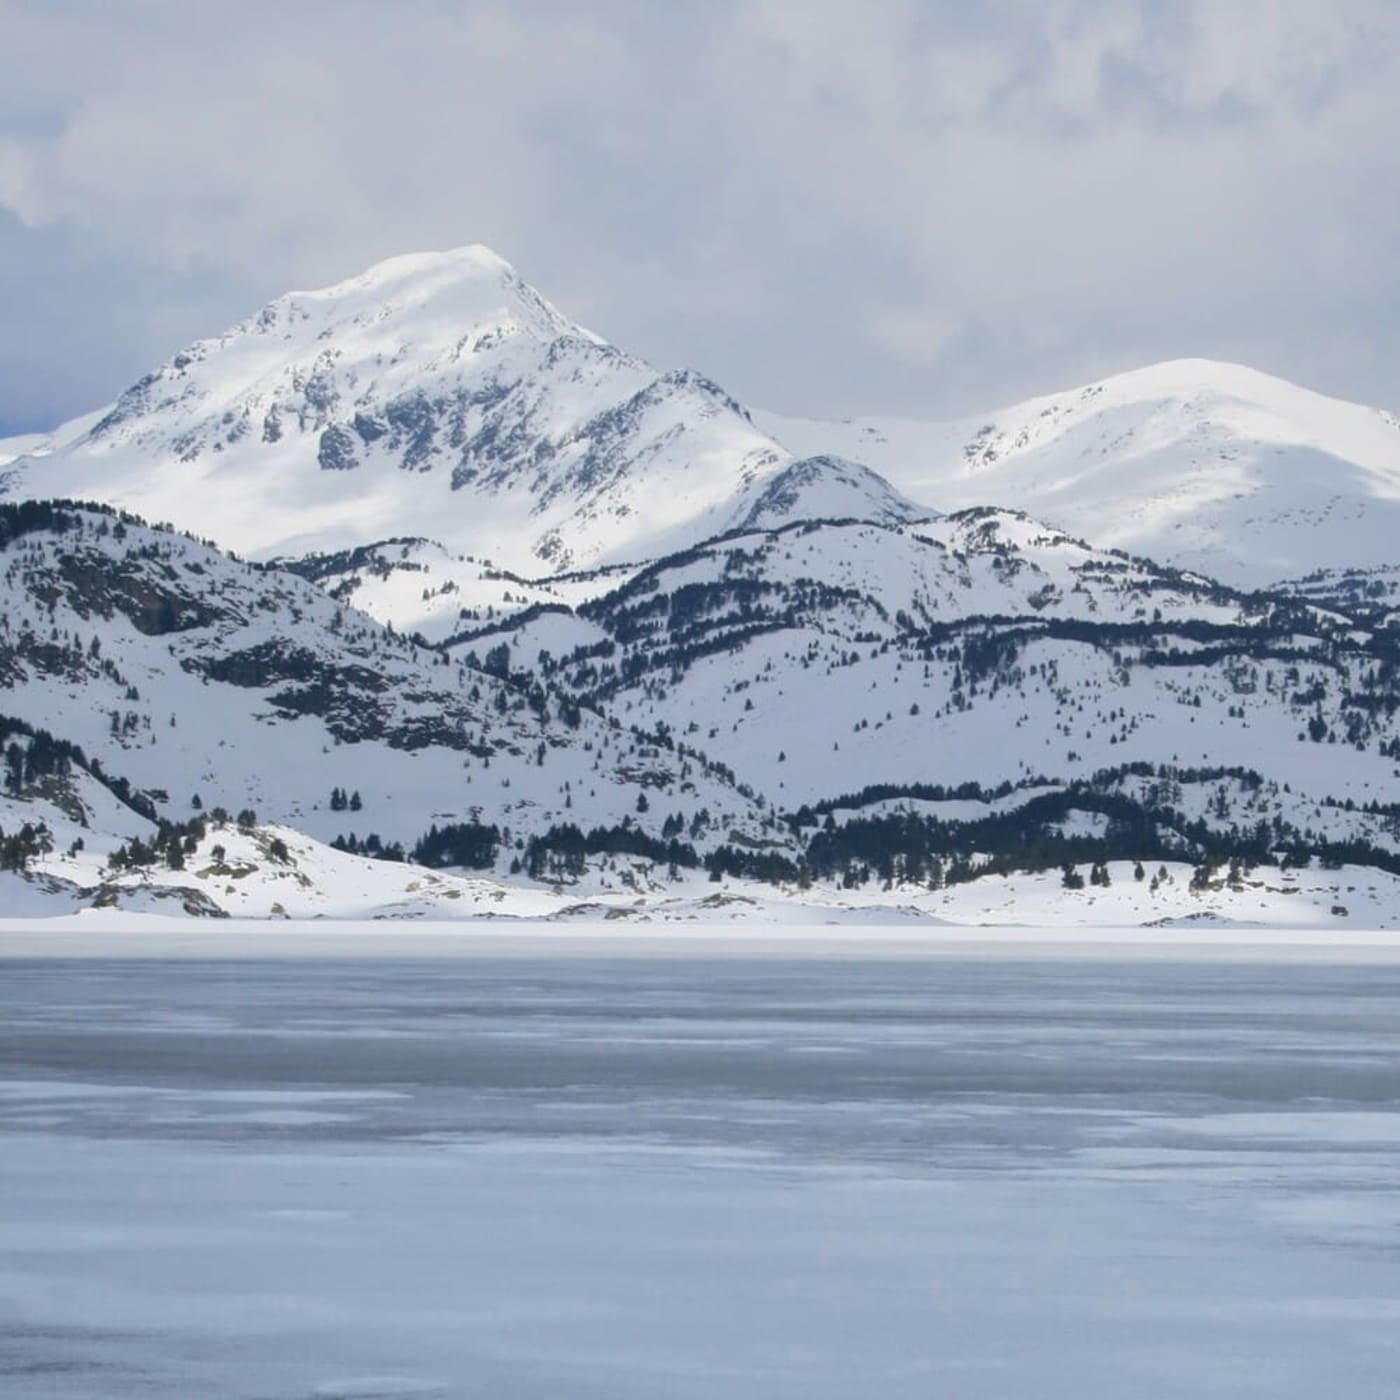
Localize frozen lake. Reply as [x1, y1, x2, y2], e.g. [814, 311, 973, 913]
[2, 938, 1400, 1397]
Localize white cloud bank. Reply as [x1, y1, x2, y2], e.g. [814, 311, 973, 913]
[1, 0, 1397, 429]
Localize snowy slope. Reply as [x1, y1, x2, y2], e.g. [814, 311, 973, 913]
[4, 249, 919, 578]
[5, 498, 1398, 912]
[272, 467, 926, 647]
[268, 457, 931, 645]
[0, 749, 594, 920]
[0, 502, 780, 871]
[0, 411, 105, 471]
[473, 506, 1304, 675]
[733, 455, 928, 532]
[5, 818, 581, 921]
[0, 432, 51, 469]
[469, 510, 1400, 869]
[1275, 564, 1400, 629]
[760, 360, 1400, 588]
[273, 537, 600, 646]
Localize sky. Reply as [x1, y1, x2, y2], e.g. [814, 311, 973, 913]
[2, 0, 1398, 436]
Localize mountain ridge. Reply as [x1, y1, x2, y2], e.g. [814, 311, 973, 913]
[3, 246, 866, 574]
[760, 357, 1400, 588]
[5, 248, 1400, 920]
[7, 251, 1400, 591]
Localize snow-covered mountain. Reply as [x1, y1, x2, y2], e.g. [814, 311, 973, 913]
[6, 248, 1400, 919]
[267, 455, 931, 646]
[2, 248, 926, 576]
[760, 359, 1400, 589]
[732, 454, 927, 532]
[0, 501, 784, 903]
[10, 250, 1400, 601]
[462, 508, 1400, 883]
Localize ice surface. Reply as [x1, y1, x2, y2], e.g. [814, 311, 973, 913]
[2, 943, 1399, 1397]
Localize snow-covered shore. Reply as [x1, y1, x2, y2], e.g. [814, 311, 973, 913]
[5, 909, 1400, 962]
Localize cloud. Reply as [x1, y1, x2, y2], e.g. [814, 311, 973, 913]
[1, 0, 1398, 431]
[863, 303, 961, 367]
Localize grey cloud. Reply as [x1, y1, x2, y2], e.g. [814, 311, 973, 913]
[1, 0, 1398, 435]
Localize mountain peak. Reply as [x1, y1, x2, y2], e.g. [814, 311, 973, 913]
[1052, 357, 1351, 414]
[4, 245, 787, 573]
[258, 243, 595, 348]
[300, 244, 530, 306]
[350, 243, 516, 285]
[734, 454, 931, 532]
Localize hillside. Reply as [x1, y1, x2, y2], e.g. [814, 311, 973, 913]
[463, 509, 1400, 883]
[6, 496, 1399, 913]
[0, 501, 783, 898]
[760, 359, 1400, 588]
